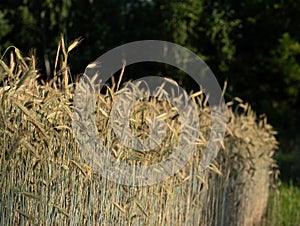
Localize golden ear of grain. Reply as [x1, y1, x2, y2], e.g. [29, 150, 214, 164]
[0, 60, 13, 80]
[15, 69, 33, 90]
[67, 37, 83, 53]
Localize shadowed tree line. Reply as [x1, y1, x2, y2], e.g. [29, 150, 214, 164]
[0, 0, 299, 183]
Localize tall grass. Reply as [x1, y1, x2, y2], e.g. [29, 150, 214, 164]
[264, 181, 300, 226]
[0, 38, 279, 225]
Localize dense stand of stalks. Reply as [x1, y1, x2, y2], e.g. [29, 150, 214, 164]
[202, 103, 279, 226]
[0, 40, 278, 225]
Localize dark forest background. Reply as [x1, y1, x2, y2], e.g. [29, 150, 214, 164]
[0, 0, 299, 183]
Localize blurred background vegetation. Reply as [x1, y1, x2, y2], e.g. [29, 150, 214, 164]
[0, 0, 299, 184]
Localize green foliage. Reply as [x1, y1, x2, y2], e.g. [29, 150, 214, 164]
[266, 181, 300, 226]
[267, 32, 300, 173]
[199, 2, 241, 70]
[271, 33, 300, 98]
[0, 11, 11, 37]
[0, 10, 12, 53]
[279, 182, 300, 226]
